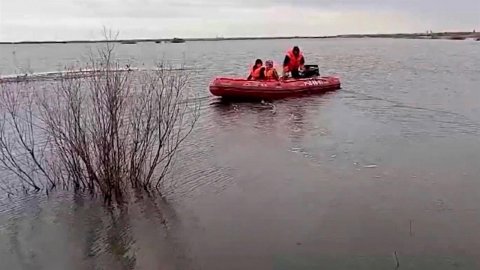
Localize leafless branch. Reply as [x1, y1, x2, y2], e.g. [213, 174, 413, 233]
[0, 39, 199, 204]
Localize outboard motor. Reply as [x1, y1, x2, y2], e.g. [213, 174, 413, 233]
[302, 65, 320, 78]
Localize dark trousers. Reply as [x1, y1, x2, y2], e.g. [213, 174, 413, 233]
[291, 69, 301, 78]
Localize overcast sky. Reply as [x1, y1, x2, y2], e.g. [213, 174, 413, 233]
[0, 0, 479, 41]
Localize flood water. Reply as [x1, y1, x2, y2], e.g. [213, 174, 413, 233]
[1, 38, 480, 269]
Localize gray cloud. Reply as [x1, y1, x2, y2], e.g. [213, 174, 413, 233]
[1, 0, 479, 41]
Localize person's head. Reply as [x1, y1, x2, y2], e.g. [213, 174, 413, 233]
[265, 60, 274, 69]
[254, 59, 263, 68]
[292, 46, 300, 56]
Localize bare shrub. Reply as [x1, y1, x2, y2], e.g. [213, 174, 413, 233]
[0, 43, 199, 203]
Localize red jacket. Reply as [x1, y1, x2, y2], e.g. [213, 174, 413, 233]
[248, 66, 264, 80]
[283, 50, 305, 72]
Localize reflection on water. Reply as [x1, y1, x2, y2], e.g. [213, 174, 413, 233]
[1, 38, 480, 269]
[0, 191, 194, 270]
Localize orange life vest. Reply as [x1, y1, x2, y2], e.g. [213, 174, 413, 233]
[265, 68, 277, 80]
[249, 66, 263, 80]
[284, 50, 304, 72]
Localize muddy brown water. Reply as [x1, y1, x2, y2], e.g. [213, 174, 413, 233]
[1, 38, 480, 269]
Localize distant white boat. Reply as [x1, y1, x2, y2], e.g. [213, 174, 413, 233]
[465, 37, 479, 42]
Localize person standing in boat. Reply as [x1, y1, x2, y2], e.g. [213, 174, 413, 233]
[283, 46, 305, 78]
[264, 60, 279, 81]
[247, 59, 265, 80]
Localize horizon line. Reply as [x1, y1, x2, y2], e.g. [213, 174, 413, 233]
[0, 30, 478, 45]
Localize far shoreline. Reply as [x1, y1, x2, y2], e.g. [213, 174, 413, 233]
[0, 31, 479, 45]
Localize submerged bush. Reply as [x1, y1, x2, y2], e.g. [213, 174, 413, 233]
[0, 42, 199, 204]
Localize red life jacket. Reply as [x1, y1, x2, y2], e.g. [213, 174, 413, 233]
[284, 50, 304, 72]
[249, 66, 263, 80]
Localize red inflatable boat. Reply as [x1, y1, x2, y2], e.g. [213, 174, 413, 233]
[209, 76, 341, 100]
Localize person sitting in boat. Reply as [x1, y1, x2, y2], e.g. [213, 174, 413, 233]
[247, 59, 265, 80]
[264, 60, 279, 81]
[283, 46, 305, 79]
